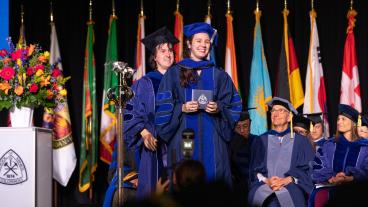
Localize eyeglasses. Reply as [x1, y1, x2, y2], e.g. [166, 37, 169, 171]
[270, 108, 288, 114]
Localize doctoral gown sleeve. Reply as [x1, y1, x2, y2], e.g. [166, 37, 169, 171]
[155, 67, 183, 143]
[345, 145, 368, 182]
[311, 140, 335, 184]
[284, 134, 315, 194]
[123, 77, 155, 149]
[248, 135, 268, 187]
[213, 69, 242, 142]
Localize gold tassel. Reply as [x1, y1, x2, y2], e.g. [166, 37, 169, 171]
[310, 121, 314, 132]
[358, 115, 362, 127]
[290, 112, 294, 139]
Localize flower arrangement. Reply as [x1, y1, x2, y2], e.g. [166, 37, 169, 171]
[0, 38, 69, 110]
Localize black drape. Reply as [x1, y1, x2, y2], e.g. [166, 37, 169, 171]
[2, 0, 368, 206]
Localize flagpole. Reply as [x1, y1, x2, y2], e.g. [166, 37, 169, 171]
[207, 0, 211, 17]
[50, 3, 58, 206]
[226, 0, 231, 14]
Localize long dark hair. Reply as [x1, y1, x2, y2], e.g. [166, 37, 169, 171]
[180, 36, 198, 87]
[335, 118, 359, 142]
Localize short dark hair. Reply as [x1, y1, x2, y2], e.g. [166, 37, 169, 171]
[174, 160, 206, 190]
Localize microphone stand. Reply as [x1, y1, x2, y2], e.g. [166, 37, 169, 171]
[107, 61, 134, 206]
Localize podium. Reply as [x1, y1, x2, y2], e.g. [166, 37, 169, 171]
[0, 127, 52, 207]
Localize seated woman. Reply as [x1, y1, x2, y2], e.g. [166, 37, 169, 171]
[309, 104, 368, 207]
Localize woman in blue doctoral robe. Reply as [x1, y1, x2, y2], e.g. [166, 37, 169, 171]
[309, 104, 368, 207]
[103, 27, 179, 205]
[155, 23, 242, 185]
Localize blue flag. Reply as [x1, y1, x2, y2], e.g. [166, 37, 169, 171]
[248, 10, 272, 135]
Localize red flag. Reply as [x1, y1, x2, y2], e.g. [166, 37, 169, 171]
[173, 9, 183, 62]
[339, 9, 361, 112]
[276, 9, 304, 109]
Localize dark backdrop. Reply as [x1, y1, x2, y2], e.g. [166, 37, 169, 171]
[2, 0, 368, 206]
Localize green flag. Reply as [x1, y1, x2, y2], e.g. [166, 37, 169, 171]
[79, 20, 98, 192]
[100, 15, 118, 164]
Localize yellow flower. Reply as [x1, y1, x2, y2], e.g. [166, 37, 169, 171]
[35, 69, 44, 77]
[14, 85, 24, 96]
[43, 51, 50, 59]
[17, 59, 22, 68]
[17, 74, 23, 85]
[59, 89, 67, 96]
[0, 82, 12, 95]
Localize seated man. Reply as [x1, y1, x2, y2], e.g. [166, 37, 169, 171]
[229, 109, 258, 204]
[248, 97, 314, 207]
[293, 114, 311, 137]
[306, 112, 330, 152]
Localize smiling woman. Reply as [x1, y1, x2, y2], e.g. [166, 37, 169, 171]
[155, 22, 242, 185]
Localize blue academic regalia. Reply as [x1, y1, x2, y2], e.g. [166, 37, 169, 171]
[309, 136, 368, 206]
[104, 71, 166, 205]
[248, 129, 315, 207]
[123, 71, 166, 198]
[155, 59, 242, 185]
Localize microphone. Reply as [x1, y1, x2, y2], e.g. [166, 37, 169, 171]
[182, 128, 195, 159]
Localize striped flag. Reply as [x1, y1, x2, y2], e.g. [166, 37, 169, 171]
[42, 21, 77, 186]
[173, 9, 183, 62]
[248, 9, 272, 135]
[303, 9, 329, 136]
[204, 14, 216, 64]
[225, 12, 239, 91]
[339, 9, 361, 112]
[134, 12, 146, 81]
[100, 15, 118, 164]
[79, 20, 98, 193]
[275, 9, 304, 109]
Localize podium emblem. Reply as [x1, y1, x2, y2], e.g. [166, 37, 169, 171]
[0, 149, 28, 185]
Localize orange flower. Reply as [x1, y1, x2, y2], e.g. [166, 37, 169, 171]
[14, 85, 24, 95]
[38, 55, 46, 63]
[3, 58, 11, 64]
[0, 82, 12, 95]
[40, 75, 51, 87]
[28, 44, 35, 56]
[46, 90, 54, 99]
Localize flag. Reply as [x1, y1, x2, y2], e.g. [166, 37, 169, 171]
[303, 10, 330, 136]
[204, 14, 216, 64]
[41, 21, 77, 186]
[339, 9, 361, 112]
[275, 9, 304, 109]
[173, 9, 183, 62]
[79, 20, 98, 192]
[134, 13, 146, 81]
[248, 9, 272, 135]
[225, 12, 239, 91]
[100, 15, 118, 164]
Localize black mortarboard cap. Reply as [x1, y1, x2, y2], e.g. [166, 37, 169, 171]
[141, 27, 179, 52]
[338, 104, 359, 123]
[305, 112, 324, 125]
[293, 115, 311, 131]
[239, 107, 257, 121]
[266, 97, 298, 115]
